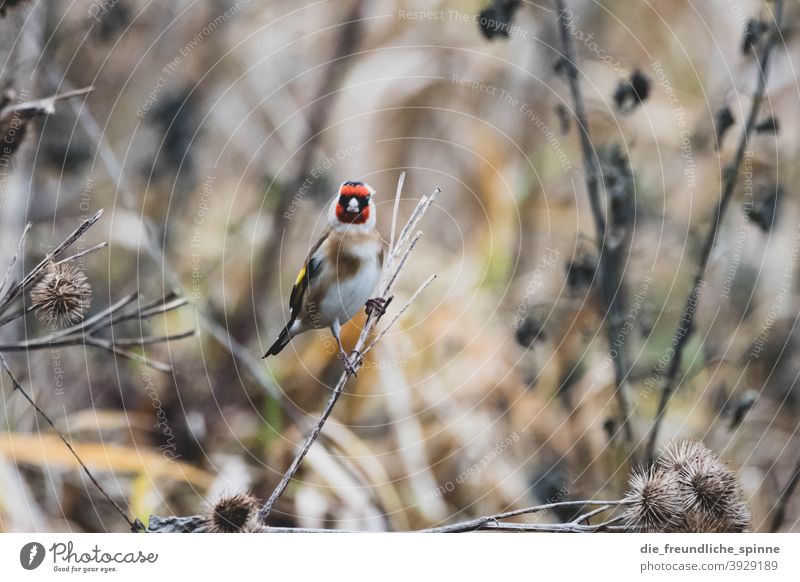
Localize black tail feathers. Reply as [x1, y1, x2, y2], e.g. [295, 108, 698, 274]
[263, 325, 293, 358]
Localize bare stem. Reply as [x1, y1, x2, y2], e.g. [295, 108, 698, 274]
[0, 222, 32, 297]
[256, 371, 351, 523]
[552, 0, 635, 447]
[770, 450, 800, 531]
[149, 499, 630, 533]
[422, 499, 628, 533]
[644, 0, 785, 464]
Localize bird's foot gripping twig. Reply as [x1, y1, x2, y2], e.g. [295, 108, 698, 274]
[338, 349, 358, 377]
[365, 296, 392, 318]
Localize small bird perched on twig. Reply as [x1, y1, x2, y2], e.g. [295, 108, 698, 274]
[263, 181, 388, 374]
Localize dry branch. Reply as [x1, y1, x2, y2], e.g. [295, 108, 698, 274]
[149, 438, 745, 533]
[0, 213, 194, 373]
[643, 0, 785, 464]
[552, 0, 635, 447]
[148, 499, 631, 533]
[421, 499, 629, 533]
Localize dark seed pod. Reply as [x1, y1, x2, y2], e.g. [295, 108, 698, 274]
[206, 493, 257, 533]
[95, 0, 132, 42]
[755, 116, 779, 134]
[727, 388, 758, 430]
[565, 253, 597, 290]
[554, 103, 571, 133]
[30, 262, 92, 326]
[602, 417, 618, 442]
[553, 56, 571, 76]
[629, 70, 651, 103]
[613, 70, 650, 113]
[714, 106, 735, 149]
[742, 19, 768, 54]
[515, 316, 545, 348]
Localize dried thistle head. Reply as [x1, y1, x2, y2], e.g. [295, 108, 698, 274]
[622, 466, 686, 532]
[30, 262, 92, 326]
[205, 493, 257, 533]
[657, 439, 714, 477]
[680, 455, 751, 532]
[656, 440, 751, 533]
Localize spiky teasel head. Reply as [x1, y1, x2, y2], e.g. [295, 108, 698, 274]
[654, 440, 751, 532]
[30, 262, 92, 326]
[678, 453, 751, 532]
[622, 466, 686, 532]
[205, 493, 257, 533]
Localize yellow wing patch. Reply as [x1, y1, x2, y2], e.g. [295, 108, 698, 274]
[294, 266, 306, 287]
[288, 255, 321, 321]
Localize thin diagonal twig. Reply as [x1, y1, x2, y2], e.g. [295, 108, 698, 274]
[644, 0, 785, 464]
[360, 274, 437, 358]
[0, 355, 143, 532]
[422, 499, 629, 533]
[0, 222, 32, 297]
[552, 0, 635, 447]
[53, 241, 108, 266]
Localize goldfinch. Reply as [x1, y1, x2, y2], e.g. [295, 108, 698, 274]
[263, 181, 386, 373]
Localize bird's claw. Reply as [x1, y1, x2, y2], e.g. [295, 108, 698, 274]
[340, 351, 358, 377]
[365, 296, 392, 318]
